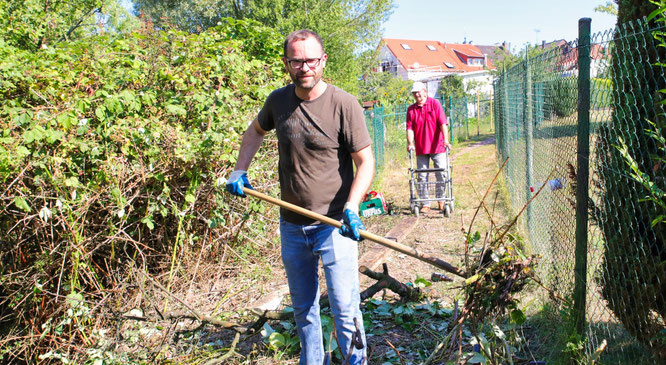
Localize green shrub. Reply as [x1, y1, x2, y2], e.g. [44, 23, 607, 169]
[551, 76, 577, 117]
[0, 18, 286, 362]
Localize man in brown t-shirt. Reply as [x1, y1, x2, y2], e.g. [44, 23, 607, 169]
[226, 29, 374, 364]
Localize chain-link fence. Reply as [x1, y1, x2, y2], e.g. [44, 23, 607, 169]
[494, 18, 666, 363]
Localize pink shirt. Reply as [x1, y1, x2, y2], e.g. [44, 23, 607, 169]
[406, 97, 448, 155]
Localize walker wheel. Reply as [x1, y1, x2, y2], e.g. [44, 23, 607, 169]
[444, 205, 452, 217]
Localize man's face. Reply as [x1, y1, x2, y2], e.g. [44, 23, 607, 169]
[412, 89, 427, 105]
[283, 36, 327, 90]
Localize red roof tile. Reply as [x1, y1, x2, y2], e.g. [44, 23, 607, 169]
[382, 38, 496, 74]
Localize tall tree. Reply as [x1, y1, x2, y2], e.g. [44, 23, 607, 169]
[437, 74, 465, 99]
[595, 1, 618, 16]
[133, 0, 395, 93]
[0, 0, 138, 51]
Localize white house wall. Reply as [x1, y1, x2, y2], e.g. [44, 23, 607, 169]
[379, 45, 409, 79]
[461, 71, 494, 95]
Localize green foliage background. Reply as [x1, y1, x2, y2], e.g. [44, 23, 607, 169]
[0, 15, 289, 362]
[133, 0, 396, 94]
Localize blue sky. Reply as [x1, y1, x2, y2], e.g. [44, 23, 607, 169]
[381, 0, 617, 52]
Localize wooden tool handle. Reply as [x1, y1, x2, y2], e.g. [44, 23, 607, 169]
[242, 188, 467, 278]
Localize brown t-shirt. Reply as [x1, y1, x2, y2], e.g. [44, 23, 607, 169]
[258, 83, 371, 225]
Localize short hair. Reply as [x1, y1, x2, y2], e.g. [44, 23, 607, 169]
[283, 29, 325, 57]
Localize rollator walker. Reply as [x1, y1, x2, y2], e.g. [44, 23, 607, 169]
[408, 149, 455, 217]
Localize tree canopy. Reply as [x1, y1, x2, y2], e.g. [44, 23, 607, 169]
[0, 0, 138, 51]
[438, 74, 466, 99]
[133, 0, 396, 93]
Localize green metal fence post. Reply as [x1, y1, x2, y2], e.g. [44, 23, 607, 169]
[574, 17, 591, 337]
[449, 96, 454, 141]
[525, 56, 534, 234]
[465, 95, 469, 140]
[374, 106, 385, 172]
[502, 76, 509, 162]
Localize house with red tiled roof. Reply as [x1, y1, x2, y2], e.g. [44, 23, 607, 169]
[378, 38, 500, 96]
[540, 39, 609, 77]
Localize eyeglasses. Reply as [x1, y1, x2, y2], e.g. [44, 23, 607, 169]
[286, 56, 324, 69]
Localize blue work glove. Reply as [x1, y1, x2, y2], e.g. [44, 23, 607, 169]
[225, 170, 253, 197]
[339, 203, 365, 241]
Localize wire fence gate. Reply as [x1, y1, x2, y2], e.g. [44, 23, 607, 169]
[494, 18, 666, 363]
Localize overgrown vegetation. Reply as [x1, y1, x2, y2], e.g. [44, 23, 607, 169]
[0, 16, 288, 362]
[133, 0, 396, 94]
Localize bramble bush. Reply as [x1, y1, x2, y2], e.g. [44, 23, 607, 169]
[0, 17, 287, 362]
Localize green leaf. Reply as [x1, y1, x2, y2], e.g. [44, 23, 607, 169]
[268, 332, 286, 349]
[13, 196, 32, 212]
[510, 308, 526, 325]
[647, 3, 666, 22]
[64, 176, 82, 188]
[141, 216, 155, 230]
[56, 112, 76, 129]
[185, 193, 195, 203]
[166, 104, 187, 116]
[16, 146, 30, 158]
[45, 129, 64, 144]
[95, 106, 107, 121]
[66, 291, 84, 308]
[468, 352, 487, 363]
[414, 277, 432, 288]
[23, 127, 45, 144]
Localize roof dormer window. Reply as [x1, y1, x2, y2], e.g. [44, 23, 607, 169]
[401, 43, 412, 50]
[426, 45, 437, 51]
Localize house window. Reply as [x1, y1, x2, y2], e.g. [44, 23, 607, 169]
[401, 43, 412, 50]
[380, 61, 397, 73]
[426, 45, 437, 51]
[444, 62, 455, 68]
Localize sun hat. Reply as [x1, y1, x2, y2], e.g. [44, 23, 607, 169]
[410, 81, 426, 93]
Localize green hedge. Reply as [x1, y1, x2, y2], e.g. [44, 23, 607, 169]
[0, 18, 286, 362]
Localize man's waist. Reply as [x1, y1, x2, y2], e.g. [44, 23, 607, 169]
[280, 208, 344, 226]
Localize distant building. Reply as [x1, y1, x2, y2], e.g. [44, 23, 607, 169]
[540, 39, 609, 78]
[362, 100, 381, 110]
[377, 38, 506, 96]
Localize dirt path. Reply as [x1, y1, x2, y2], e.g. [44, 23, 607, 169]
[362, 136, 503, 297]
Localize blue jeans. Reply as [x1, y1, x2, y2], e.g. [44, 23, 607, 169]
[280, 218, 367, 365]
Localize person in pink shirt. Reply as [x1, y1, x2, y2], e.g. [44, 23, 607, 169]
[406, 81, 451, 213]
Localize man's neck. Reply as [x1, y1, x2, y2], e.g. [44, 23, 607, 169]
[295, 81, 328, 101]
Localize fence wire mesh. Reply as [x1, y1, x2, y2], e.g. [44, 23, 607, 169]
[494, 18, 666, 363]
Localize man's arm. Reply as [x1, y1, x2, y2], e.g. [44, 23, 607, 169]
[234, 118, 268, 171]
[347, 145, 375, 207]
[406, 110, 415, 151]
[226, 118, 267, 197]
[406, 129, 415, 151]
